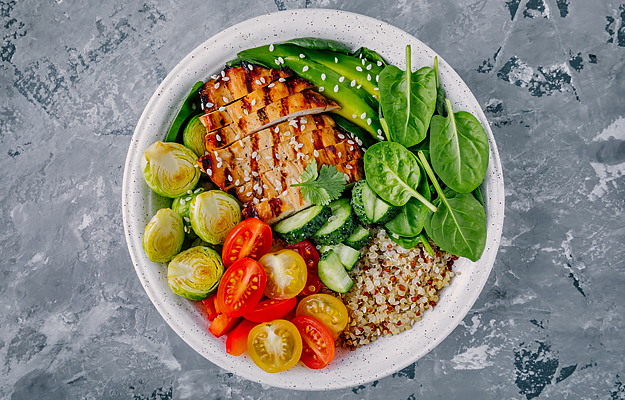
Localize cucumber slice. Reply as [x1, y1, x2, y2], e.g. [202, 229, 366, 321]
[345, 225, 372, 250]
[318, 250, 354, 293]
[350, 180, 377, 226]
[372, 197, 400, 224]
[314, 200, 357, 245]
[272, 205, 331, 244]
[320, 243, 361, 271]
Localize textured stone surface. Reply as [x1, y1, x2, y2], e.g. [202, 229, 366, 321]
[1, 0, 624, 398]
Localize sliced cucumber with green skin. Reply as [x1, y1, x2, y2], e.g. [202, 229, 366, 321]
[350, 180, 376, 226]
[318, 250, 354, 293]
[372, 197, 401, 224]
[319, 243, 361, 271]
[345, 225, 372, 250]
[237, 44, 383, 140]
[313, 199, 357, 245]
[272, 205, 331, 244]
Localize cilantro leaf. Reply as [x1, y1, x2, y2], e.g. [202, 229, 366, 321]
[293, 160, 347, 206]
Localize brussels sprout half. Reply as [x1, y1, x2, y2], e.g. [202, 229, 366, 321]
[189, 190, 242, 245]
[183, 115, 208, 157]
[141, 141, 200, 198]
[172, 187, 206, 225]
[142, 208, 185, 262]
[167, 246, 224, 300]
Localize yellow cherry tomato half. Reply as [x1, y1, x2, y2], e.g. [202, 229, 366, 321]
[247, 319, 303, 373]
[296, 293, 349, 339]
[258, 249, 307, 300]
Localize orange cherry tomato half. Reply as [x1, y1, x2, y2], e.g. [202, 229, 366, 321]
[222, 218, 273, 267]
[247, 319, 302, 373]
[258, 249, 307, 300]
[216, 258, 267, 317]
[242, 297, 297, 323]
[226, 319, 259, 356]
[292, 315, 335, 369]
[287, 240, 322, 296]
[296, 294, 349, 339]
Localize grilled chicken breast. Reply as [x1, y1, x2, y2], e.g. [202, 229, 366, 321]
[199, 64, 293, 112]
[205, 90, 339, 151]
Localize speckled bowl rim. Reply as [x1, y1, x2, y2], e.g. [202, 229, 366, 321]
[122, 8, 504, 391]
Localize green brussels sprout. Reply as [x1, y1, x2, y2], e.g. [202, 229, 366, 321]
[183, 115, 208, 157]
[142, 208, 185, 262]
[167, 246, 224, 300]
[189, 190, 242, 245]
[141, 141, 200, 198]
[172, 187, 206, 225]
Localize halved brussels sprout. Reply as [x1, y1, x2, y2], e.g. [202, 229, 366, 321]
[172, 187, 206, 225]
[142, 208, 185, 262]
[141, 141, 200, 198]
[183, 115, 208, 157]
[189, 190, 242, 245]
[168, 246, 224, 300]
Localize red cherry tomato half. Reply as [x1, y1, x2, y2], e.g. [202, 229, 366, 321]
[291, 315, 335, 369]
[242, 297, 297, 323]
[286, 240, 322, 296]
[216, 258, 267, 317]
[222, 218, 273, 267]
[226, 319, 259, 356]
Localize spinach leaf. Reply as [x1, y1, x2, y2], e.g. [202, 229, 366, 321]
[388, 234, 421, 249]
[384, 161, 431, 237]
[331, 115, 377, 149]
[364, 142, 436, 211]
[165, 81, 204, 143]
[378, 45, 437, 148]
[418, 151, 487, 262]
[281, 37, 350, 54]
[429, 98, 489, 193]
[352, 46, 388, 67]
[473, 186, 484, 205]
[433, 57, 447, 117]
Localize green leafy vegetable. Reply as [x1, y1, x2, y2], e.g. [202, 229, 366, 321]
[165, 81, 203, 143]
[293, 160, 347, 206]
[384, 161, 431, 237]
[378, 45, 437, 148]
[418, 151, 487, 262]
[363, 141, 436, 211]
[352, 46, 388, 67]
[433, 57, 447, 117]
[429, 98, 489, 193]
[281, 37, 351, 54]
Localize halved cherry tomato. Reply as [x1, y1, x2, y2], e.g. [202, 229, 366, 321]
[258, 249, 307, 300]
[292, 315, 335, 369]
[222, 218, 272, 267]
[201, 296, 218, 321]
[216, 258, 267, 317]
[242, 297, 297, 323]
[209, 313, 241, 338]
[296, 294, 349, 339]
[226, 319, 259, 356]
[247, 319, 302, 373]
[287, 240, 322, 296]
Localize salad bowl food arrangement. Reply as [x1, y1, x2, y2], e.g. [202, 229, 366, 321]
[122, 9, 504, 390]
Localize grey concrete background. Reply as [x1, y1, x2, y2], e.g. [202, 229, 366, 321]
[1, 0, 624, 399]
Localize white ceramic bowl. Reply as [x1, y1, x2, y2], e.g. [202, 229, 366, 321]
[122, 9, 504, 390]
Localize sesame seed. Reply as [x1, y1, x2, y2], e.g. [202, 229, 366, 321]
[352, 114, 357, 119]
[255, 79, 261, 85]
[246, 192, 252, 197]
[356, 66, 363, 72]
[252, 171, 259, 177]
[339, 76, 345, 82]
[348, 139, 354, 145]
[374, 87, 379, 91]
[278, 57, 284, 64]
[335, 57, 338, 63]
[300, 53, 305, 58]
[366, 64, 372, 70]
[260, 77, 265, 84]
[321, 73, 326, 81]
[253, 198, 259, 204]
[274, 126, 280, 133]
[253, 183, 259, 190]
[367, 74, 371, 81]
[217, 162, 222, 168]
[303, 65, 309, 72]
[319, 86, 325, 92]
[274, 59, 280, 66]
[214, 82, 220, 89]
[211, 75, 219, 79]
[263, 184, 269, 189]
[252, 151, 257, 158]
[251, 99, 256, 106]
[205, 102, 214, 108]
[313, 150, 319, 157]
[377, 61, 383, 66]
[180, 199, 186, 206]
[279, 78, 286, 82]
[194, 188, 203, 193]
[361, 112, 366, 119]
[378, 135, 385, 140]
[266, 155, 272, 160]
[357, 84, 362, 89]
[376, 75, 379, 82]
[268, 83, 275, 87]
[377, 129, 383, 134]
[216, 134, 222, 141]
[269, 44, 274, 51]
[228, 175, 233, 182]
[261, 198, 268, 202]
[221, 70, 225, 77]
[235, 179, 240, 185]
[351, 80, 356, 87]
[350, 146, 354, 151]
[244, 176, 251, 182]
[243, 109, 248, 115]
[248, 64, 254, 70]
[338, 133, 345, 139]
[222, 76, 230, 81]
[334, 85, 339, 92]
[187, 189, 193, 194]
[207, 169, 213, 176]
[361, 58, 366, 65]
[234, 134, 240, 140]
[346, 164, 353, 169]
[367, 118, 372, 125]
[219, 106, 226, 111]
[239, 186, 244, 193]
[338, 151, 342, 158]
[301, 117, 307, 123]
[344, 173, 350, 180]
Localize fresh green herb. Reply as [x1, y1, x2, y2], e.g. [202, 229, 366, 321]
[418, 151, 486, 262]
[429, 98, 489, 193]
[293, 160, 347, 206]
[378, 45, 437, 148]
[363, 141, 436, 211]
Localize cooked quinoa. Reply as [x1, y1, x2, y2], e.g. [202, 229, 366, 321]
[337, 228, 457, 350]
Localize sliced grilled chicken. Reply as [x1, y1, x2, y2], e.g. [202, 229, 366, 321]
[199, 64, 294, 112]
[242, 158, 365, 224]
[205, 90, 340, 151]
[198, 77, 315, 132]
